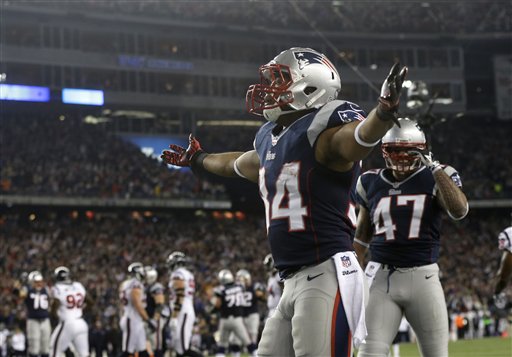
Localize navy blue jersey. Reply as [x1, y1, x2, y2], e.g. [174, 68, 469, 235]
[24, 287, 50, 319]
[145, 282, 164, 317]
[355, 166, 463, 267]
[241, 285, 259, 317]
[255, 100, 365, 270]
[214, 283, 246, 318]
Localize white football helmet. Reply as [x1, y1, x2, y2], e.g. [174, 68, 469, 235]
[28, 270, 43, 283]
[218, 269, 234, 285]
[145, 266, 158, 285]
[54, 266, 71, 283]
[381, 118, 426, 174]
[166, 251, 188, 271]
[128, 262, 145, 281]
[246, 47, 341, 122]
[236, 269, 252, 287]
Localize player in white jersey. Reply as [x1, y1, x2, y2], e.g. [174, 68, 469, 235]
[263, 254, 282, 319]
[167, 252, 202, 357]
[49, 266, 89, 357]
[494, 220, 512, 295]
[119, 262, 153, 357]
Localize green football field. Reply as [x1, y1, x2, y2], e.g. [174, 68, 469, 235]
[237, 337, 511, 356]
[382, 337, 512, 357]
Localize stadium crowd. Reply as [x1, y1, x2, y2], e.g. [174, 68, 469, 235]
[1, 115, 511, 200]
[9, 0, 512, 34]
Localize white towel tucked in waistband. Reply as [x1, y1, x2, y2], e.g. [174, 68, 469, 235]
[364, 261, 382, 289]
[332, 251, 368, 349]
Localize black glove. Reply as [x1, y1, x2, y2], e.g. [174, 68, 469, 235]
[377, 62, 408, 127]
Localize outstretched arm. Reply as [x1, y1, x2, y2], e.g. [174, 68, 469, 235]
[161, 135, 260, 182]
[317, 63, 408, 169]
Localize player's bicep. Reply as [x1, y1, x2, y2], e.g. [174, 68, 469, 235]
[234, 150, 259, 183]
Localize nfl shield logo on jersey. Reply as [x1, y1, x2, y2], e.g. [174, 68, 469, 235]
[341, 256, 351, 268]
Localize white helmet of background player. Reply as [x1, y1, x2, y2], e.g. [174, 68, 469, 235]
[128, 262, 145, 281]
[218, 269, 234, 285]
[54, 266, 71, 283]
[263, 254, 276, 273]
[381, 118, 427, 174]
[246, 47, 341, 122]
[166, 251, 188, 272]
[144, 266, 158, 285]
[236, 269, 252, 287]
[28, 270, 44, 284]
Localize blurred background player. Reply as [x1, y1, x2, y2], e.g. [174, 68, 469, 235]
[494, 215, 512, 296]
[144, 266, 167, 357]
[211, 269, 257, 357]
[166, 252, 202, 357]
[19, 270, 51, 357]
[119, 262, 152, 357]
[49, 266, 89, 357]
[262, 254, 282, 320]
[354, 118, 469, 357]
[228, 269, 261, 355]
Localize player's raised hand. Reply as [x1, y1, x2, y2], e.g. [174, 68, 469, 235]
[161, 134, 204, 167]
[408, 150, 441, 173]
[377, 62, 408, 127]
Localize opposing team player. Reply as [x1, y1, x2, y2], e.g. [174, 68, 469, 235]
[494, 217, 512, 295]
[20, 271, 51, 357]
[144, 266, 167, 357]
[49, 266, 89, 357]
[162, 46, 408, 355]
[229, 269, 261, 354]
[119, 262, 152, 357]
[166, 252, 202, 357]
[212, 269, 257, 357]
[354, 118, 469, 357]
[262, 254, 282, 319]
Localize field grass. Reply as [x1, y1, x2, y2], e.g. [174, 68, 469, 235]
[387, 337, 512, 357]
[236, 336, 511, 357]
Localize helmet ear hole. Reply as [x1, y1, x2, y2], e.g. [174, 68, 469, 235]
[304, 86, 316, 95]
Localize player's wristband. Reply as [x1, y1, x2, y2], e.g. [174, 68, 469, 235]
[354, 238, 370, 248]
[354, 122, 380, 148]
[190, 151, 208, 175]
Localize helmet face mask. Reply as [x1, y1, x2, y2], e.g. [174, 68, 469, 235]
[246, 47, 341, 122]
[381, 118, 427, 175]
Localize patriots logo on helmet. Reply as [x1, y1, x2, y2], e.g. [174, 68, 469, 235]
[293, 51, 336, 71]
[341, 256, 351, 268]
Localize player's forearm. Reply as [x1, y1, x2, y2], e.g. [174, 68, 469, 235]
[495, 253, 512, 294]
[356, 108, 395, 146]
[202, 152, 244, 177]
[434, 170, 468, 220]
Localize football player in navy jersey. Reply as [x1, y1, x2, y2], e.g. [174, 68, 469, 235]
[162, 47, 408, 356]
[20, 271, 51, 357]
[353, 118, 469, 357]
